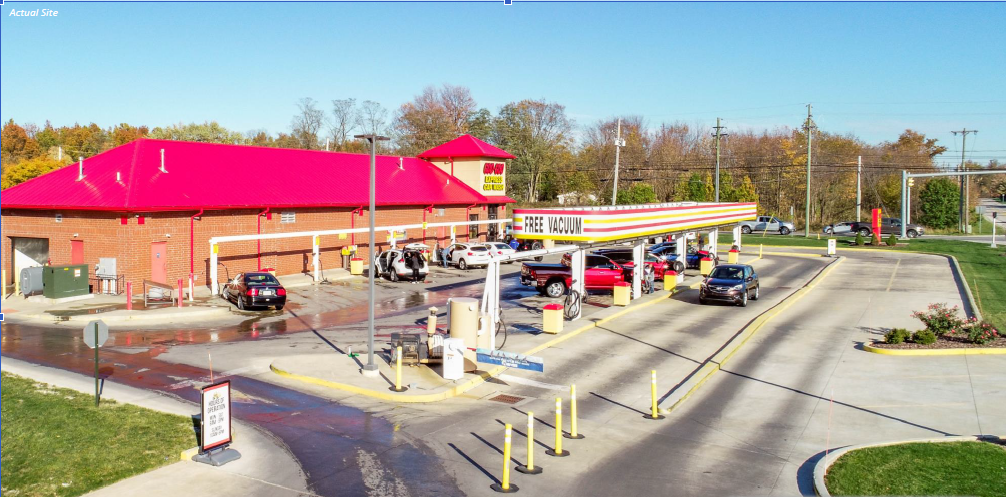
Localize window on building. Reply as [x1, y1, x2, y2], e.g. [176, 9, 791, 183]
[469, 214, 479, 240]
[281, 212, 296, 224]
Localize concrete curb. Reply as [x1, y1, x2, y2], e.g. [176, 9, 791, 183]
[660, 256, 845, 413]
[270, 286, 681, 404]
[946, 253, 982, 322]
[862, 342, 1006, 356]
[812, 435, 996, 496]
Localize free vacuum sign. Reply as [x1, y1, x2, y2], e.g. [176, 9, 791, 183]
[520, 214, 584, 237]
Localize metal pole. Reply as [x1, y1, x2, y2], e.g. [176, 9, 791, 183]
[713, 117, 726, 202]
[612, 118, 622, 206]
[804, 104, 813, 237]
[355, 134, 388, 373]
[94, 323, 100, 407]
[856, 156, 862, 223]
[900, 170, 908, 239]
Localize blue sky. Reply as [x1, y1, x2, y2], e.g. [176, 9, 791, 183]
[2, 1, 1005, 164]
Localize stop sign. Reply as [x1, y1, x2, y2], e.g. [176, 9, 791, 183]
[83, 320, 109, 349]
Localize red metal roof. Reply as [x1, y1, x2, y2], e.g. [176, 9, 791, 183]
[417, 134, 516, 160]
[1, 139, 508, 212]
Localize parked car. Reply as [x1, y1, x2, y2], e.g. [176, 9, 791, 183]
[521, 254, 626, 298]
[650, 243, 718, 270]
[848, 218, 924, 238]
[592, 248, 672, 279]
[375, 243, 429, 282]
[445, 242, 492, 270]
[481, 242, 517, 263]
[739, 216, 796, 235]
[823, 221, 855, 236]
[223, 272, 287, 311]
[507, 238, 545, 261]
[699, 264, 759, 307]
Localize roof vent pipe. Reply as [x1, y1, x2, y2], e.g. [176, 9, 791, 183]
[399, 157, 404, 170]
[116, 172, 122, 182]
[77, 157, 84, 181]
[159, 149, 168, 173]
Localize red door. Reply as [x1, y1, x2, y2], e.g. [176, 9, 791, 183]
[70, 240, 84, 265]
[151, 242, 167, 283]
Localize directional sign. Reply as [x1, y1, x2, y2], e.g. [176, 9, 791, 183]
[475, 348, 544, 373]
[83, 320, 109, 349]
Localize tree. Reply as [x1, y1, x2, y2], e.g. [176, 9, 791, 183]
[357, 100, 389, 137]
[918, 177, 960, 229]
[684, 173, 706, 201]
[392, 84, 476, 156]
[616, 183, 657, 205]
[329, 98, 358, 150]
[467, 108, 494, 142]
[1, 156, 64, 189]
[1, 119, 41, 164]
[291, 97, 325, 150]
[110, 123, 149, 146]
[492, 99, 574, 202]
[149, 122, 244, 143]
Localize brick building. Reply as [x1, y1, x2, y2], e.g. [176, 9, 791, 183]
[1, 135, 515, 293]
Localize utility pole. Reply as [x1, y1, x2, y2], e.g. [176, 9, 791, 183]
[803, 104, 816, 237]
[951, 129, 977, 232]
[354, 133, 390, 375]
[856, 155, 862, 222]
[611, 118, 624, 206]
[712, 118, 728, 202]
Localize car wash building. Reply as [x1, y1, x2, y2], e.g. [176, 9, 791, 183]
[0, 134, 515, 295]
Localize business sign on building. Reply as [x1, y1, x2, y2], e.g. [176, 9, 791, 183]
[480, 161, 506, 195]
[513, 202, 758, 243]
[200, 381, 232, 452]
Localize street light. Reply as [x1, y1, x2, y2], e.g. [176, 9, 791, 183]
[355, 134, 390, 374]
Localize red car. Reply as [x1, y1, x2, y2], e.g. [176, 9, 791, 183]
[591, 248, 670, 279]
[521, 254, 626, 298]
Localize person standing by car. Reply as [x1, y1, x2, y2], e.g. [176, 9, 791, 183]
[409, 251, 423, 283]
[509, 237, 520, 251]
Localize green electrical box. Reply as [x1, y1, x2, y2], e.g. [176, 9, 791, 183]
[43, 265, 90, 299]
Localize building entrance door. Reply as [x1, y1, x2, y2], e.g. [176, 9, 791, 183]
[151, 242, 167, 283]
[70, 240, 84, 265]
[487, 205, 499, 241]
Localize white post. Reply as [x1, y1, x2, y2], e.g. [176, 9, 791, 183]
[993, 215, 998, 249]
[677, 234, 686, 269]
[631, 240, 644, 299]
[732, 225, 742, 250]
[710, 229, 719, 257]
[570, 249, 586, 321]
[188, 275, 194, 302]
[210, 244, 219, 295]
[313, 235, 321, 283]
[856, 155, 862, 223]
[481, 260, 501, 350]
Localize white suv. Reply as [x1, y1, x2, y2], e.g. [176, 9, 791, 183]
[446, 243, 492, 270]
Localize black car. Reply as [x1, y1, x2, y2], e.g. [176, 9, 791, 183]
[699, 264, 759, 307]
[223, 272, 287, 311]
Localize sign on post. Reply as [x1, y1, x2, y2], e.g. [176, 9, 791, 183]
[84, 320, 109, 407]
[200, 381, 233, 452]
[827, 238, 837, 257]
[475, 348, 544, 373]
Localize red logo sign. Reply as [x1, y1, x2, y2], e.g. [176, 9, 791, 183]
[483, 162, 505, 175]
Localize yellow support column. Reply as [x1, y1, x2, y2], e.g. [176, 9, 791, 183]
[491, 424, 519, 493]
[1, 269, 6, 299]
[516, 411, 542, 475]
[546, 398, 569, 457]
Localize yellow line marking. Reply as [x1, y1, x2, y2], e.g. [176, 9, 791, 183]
[862, 343, 1006, 356]
[885, 258, 901, 292]
[856, 402, 971, 408]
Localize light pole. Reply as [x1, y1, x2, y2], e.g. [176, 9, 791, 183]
[355, 134, 389, 373]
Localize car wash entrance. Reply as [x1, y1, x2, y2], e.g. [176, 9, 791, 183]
[475, 202, 757, 339]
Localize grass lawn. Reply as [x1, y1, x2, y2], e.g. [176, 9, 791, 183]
[1, 372, 197, 497]
[720, 234, 1006, 331]
[826, 441, 1006, 497]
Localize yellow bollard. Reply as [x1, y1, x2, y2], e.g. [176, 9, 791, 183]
[390, 346, 408, 392]
[565, 384, 585, 439]
[516, 411, 542, 475]
[491, 424, 519, 493]
[1, 269, 6, 299]
[14, 271, 20, 297]
[759, 244, 764, 259]
[647, 370, 666, 420]
[546, 398, 569, 457]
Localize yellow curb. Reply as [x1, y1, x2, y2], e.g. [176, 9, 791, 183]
[760, 251, 829, 258]
[862, 343, 1006, 356]
[663, 257, 845, 413]
[180, 446, 199, 461]
[754, 244, 901, 253]
[271, 290, 678, 404]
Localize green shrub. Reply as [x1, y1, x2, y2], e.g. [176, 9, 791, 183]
[967, 321, 1000, 345]
[886, 234, 898, 246]
[911, 329, 937, 345]
[885, 328, 911, 344]
[912, 303, 963, 337]
[855, 232, 866, 246]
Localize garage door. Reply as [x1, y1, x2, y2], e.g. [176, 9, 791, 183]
[12, 237, 50, 286]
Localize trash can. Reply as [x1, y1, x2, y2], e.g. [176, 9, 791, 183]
[700, 257, 714, 276]
[350, 258, 363, 275]
[449, 298, 480, 372]
[613, 282, 630, 306]
[442, 338, 466, 381]
[262, 267, 276, 277]
[543, 304, 564, 334]
[663, 271, 677, 293]
[727, 249, 739, 264]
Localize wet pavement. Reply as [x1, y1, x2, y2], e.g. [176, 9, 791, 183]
[0, 265, 532, 496]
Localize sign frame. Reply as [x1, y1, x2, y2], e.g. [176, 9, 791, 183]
[200, 380, 233, 453]
[475, 348, 544, 373]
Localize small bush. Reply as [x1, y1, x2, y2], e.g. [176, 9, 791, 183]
[855, 232, 866, 246]
[912, 303, 963, 337]
[886, 234, 898, 246]
[911, 329, 937, 345]
[885, 328, 911, 344]
[967, 321, 1000, 345]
